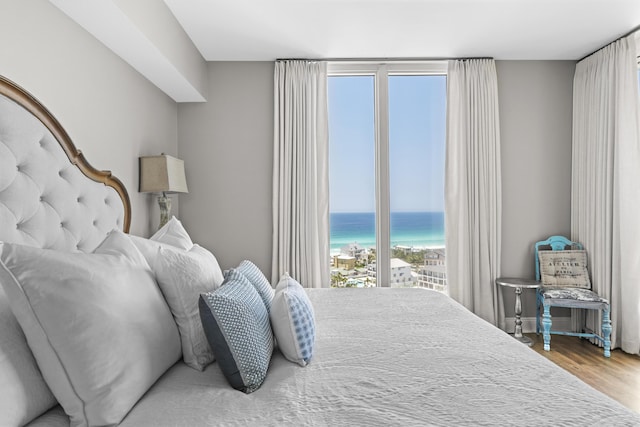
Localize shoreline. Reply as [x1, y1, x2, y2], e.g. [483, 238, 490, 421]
[330, 243, 445, 256]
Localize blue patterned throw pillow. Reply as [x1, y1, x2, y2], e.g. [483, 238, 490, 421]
[270, 273, 316, 367]
[199, 269, 273, 393]
[235, 260, 275, 313]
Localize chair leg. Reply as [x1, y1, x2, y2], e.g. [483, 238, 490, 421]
[602, 307, 612, 358]
[542, 303, 552, 351]
[536, 295, 541, 335]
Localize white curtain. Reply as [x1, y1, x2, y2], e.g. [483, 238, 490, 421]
[445, 59, 502, 325]
[572, 34, 640, 354]
[272, 60, 330, 288]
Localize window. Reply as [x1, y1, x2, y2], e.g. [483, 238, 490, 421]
[328, 62, 447, 291]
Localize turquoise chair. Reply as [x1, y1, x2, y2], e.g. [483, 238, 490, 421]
[534, 236, 611, 357]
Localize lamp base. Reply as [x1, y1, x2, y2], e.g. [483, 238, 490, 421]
[157, 194, 171, 229]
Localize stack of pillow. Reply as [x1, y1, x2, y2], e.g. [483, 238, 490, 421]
[129, 218, 225, 371]
[199, 261, 316, 393]
[0, 216, 315, 426]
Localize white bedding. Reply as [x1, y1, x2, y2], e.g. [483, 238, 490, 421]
[29, 288, 640, 426]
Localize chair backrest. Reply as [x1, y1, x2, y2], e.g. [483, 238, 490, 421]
[534, 235, 583, 281]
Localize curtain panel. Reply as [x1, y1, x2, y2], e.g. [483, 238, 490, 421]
[445, 59, 503, 326]
[572, 34, 640, 354]
[272, 60, 330, 288]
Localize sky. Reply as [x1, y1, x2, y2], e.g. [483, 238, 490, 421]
[328, 74, 446, 213]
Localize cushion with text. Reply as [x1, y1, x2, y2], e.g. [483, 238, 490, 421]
[539, 250, 591, 289]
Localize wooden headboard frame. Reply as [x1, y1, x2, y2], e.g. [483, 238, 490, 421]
[0, 75, 131, 233]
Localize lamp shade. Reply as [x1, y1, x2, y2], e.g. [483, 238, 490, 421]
[139, 154, 188, 194]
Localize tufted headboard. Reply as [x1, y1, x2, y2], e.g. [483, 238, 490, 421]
[0, 75, 131, 252]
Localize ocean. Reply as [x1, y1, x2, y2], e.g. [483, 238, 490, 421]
[330, 211, 445, 254]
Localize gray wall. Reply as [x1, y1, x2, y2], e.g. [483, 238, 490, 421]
[178, 62, 274, 274]
[497, 60, 575, 318]
[0, 0, 179, 236]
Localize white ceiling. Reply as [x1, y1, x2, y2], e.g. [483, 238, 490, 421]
[164, 0, 640, 61]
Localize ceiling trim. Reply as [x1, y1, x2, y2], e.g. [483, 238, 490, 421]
[49, 0, 206, 103]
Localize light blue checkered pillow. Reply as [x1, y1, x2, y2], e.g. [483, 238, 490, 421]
[236, 260, 275, 312]
[199, 269, 273, 393]
[270, 273, 316, 366]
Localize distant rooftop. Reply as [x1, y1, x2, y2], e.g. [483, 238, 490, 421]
[390, 258, 411, 268]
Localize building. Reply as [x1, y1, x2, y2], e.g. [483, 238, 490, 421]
[340, 242, 370, 264]
[390, 258, 414, 287]
[333, 254, 356, 271]
[367, 258, 415, 287]
[417, 248, 447, 291]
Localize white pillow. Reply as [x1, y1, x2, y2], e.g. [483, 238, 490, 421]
[154, 244, 225, 370]
[130, 235, 170, 269]
[130, 216, 194, 273]
[0, 286, 57, 426]
[0, 230, 181, 427]
[150, 216, 193, 250]
[270, 273, 316, 367]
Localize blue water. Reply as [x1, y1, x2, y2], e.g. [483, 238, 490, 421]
[330, 211, 444, 253]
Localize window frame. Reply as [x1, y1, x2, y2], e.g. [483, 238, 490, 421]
[327, 61, 447, 286]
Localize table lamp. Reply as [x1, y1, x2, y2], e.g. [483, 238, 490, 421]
[139, 154, 188, 228]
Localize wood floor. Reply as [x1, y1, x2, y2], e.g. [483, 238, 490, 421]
[525, 333, 640, 413]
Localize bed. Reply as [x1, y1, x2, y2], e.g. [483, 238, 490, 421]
[1, 75, 639, 427]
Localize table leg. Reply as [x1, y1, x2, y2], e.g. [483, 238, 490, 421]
[514, 287, 533, 346]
